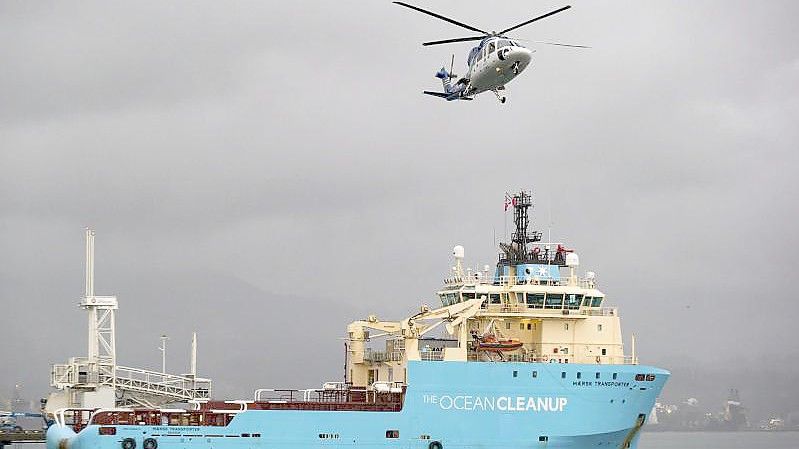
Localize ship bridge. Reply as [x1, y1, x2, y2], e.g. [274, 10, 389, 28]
[344, 191, 638, 389]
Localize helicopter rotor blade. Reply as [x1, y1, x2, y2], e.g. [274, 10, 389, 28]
[534, 41, 589, 48]
[514, 39, 590, 48]
[423, 36, 485, 47]
[499, 5, 572, 35]
[393, 2, 488, 35]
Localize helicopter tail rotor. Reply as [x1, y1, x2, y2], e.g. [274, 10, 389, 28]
[435, 67, 452, 93]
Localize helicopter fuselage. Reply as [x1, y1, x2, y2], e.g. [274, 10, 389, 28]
[462, 37, 533, 97]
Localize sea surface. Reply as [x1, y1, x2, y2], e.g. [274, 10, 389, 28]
[10, 432, 799, 449]
[640, 431, 799, 449]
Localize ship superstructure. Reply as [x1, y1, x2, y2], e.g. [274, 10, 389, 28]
[346, 191, 629, 389]
[46, 192, 668, 449]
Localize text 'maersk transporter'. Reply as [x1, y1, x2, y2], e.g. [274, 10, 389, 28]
[47, 191, 668, 449]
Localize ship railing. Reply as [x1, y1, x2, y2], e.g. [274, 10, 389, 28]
[253, 382, 406, 404]
[113, 366, 212, 401]
[593, 355, 639, 365]
[579, 307, 618, 317]
[88, 408, 238, 427]
[363, 349, 405, 363]
[50, 358, 116, 388]
[447, 275, 598, 289]
[467, 352, 639, 365]
[480, 304, 587, 315]
[51, 363, 77, 388]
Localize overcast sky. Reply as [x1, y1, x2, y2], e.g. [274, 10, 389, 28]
[2, 0, 798, 419]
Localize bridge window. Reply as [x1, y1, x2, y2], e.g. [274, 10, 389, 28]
[545, 293, 564, 309]
[489, 293, 501, 304]
[591, 297, 604, 307]
[566, 294, 582, 309]
[462, 292, 476, 301]
[526, 293, 545, 308]
[582, 296, 592, 307]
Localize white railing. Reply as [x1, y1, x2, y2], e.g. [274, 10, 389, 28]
[51, 358, 115, 388]
[480, 304, 592, 316]
[444, 275, 597, 289]
[51, 361, 211, 403]
[579, 307, 618, 317]
[114, 366, 211, 401]
[363, 349, 404, 362]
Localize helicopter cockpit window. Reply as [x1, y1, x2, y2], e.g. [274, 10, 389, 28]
[488, 42, 496, 53]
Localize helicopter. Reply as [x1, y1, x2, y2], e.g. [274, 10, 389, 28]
[394, 2, 586, 103]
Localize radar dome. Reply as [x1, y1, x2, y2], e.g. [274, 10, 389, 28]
[565, 252, 580, 267]
[452, 245, 465, 259]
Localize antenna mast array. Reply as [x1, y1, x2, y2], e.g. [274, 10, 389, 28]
[500, 191, 543, 263]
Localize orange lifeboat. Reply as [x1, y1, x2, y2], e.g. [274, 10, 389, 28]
[476, 334, 523, 352]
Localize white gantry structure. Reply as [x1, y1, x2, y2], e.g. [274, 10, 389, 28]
[47, 229, 212, 413]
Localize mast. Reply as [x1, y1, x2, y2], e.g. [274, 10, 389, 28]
[80, 228, 119, 387]
[499, 191, 542, 264]
[190, 332, 197, 377]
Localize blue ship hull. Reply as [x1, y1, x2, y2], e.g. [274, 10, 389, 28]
[48, 361, 668, 449]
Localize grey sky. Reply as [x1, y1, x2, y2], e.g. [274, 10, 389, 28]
[2, 1, 798, 419]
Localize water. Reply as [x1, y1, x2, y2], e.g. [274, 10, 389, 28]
[11, 432, 799, 449]
[640, 432, 799, 449]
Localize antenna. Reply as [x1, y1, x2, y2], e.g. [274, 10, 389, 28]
[547, 194, 552, 251]
[85, 228, 94, 298]
[159, 334, 169, 373]
[190, 332, 197, 377]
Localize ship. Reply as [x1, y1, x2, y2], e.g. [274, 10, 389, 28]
[46, 191, 669, 449]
